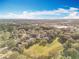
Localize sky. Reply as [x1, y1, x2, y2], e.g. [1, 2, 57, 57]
[0, 0, 79, 19]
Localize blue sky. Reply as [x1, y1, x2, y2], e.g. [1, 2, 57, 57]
[0, 0, 79, 19]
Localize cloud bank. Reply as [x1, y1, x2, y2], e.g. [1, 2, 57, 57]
[0, 7, 79, 19]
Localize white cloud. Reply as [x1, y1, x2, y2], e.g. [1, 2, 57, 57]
[64, 12, 79, 19]
[0, 7, 79, 19]
[64, 7, 79, 19]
